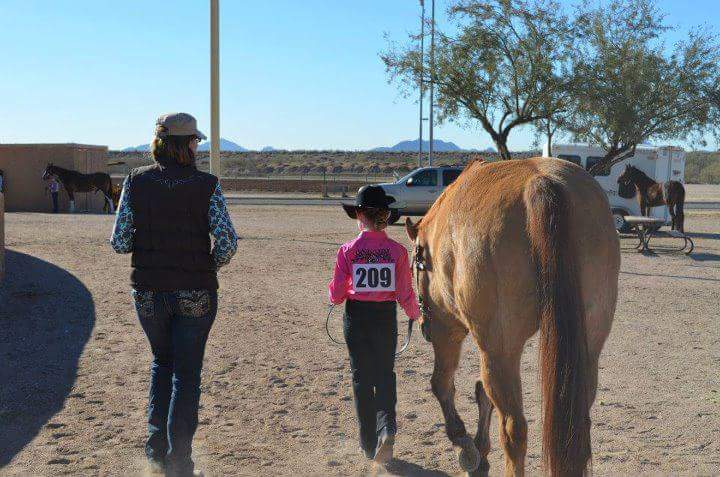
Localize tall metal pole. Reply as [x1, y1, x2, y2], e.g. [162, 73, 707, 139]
[210, 0, 220, 176]
[418, 1, 425, 169]
[428, 0, 436, 167]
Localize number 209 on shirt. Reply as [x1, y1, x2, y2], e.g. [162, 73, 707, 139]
[352, 263, 395, 292]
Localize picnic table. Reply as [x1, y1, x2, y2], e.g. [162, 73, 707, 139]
[623, 216, 694, 255]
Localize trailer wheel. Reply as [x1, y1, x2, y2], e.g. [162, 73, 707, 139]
[612, 209, 631, 233]
[388, 209, 401, 225]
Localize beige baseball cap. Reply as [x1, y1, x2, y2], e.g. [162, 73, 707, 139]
[156, 112, 207, 140]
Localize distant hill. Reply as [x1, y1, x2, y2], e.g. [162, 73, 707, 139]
[198, 138, 247, 152]
[122, 137, 247, 152]
[261, 146, 277, 152]
[372, 139, 466, 152]
[685, 151, 720, 184]
[121, 144, 151, 152]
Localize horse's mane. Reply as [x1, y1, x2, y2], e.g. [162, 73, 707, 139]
[419, 159, 487, 231]
[627, 165, 656, 186]
[49, 164, 75, 174]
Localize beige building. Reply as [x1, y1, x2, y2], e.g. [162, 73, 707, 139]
[0, 144, 109, 213]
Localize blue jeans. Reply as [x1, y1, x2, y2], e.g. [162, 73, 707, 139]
[132, 289, 218, 476]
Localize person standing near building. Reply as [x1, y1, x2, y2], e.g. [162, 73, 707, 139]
[111, 112, 238, 477]
[47, 176, 60, 213]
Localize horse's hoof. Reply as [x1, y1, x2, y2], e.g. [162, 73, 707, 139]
[455, 436, 481, 472]
[466, 458, 490, 477]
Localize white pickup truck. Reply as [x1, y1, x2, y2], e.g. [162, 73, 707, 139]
[374, 166, 464, 224]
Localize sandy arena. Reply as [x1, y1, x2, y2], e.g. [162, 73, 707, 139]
[1, 205, 719, 476]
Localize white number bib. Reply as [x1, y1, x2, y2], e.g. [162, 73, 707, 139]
[352, 263, 395, 292]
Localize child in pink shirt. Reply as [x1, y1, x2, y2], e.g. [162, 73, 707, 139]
[328, 185, 420, 464]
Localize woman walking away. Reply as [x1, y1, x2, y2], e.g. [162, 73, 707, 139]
[110, 113, 238, 477]
[328, 186, 420, 465]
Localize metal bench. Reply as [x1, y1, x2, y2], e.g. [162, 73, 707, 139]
[623, 216, 694, 254]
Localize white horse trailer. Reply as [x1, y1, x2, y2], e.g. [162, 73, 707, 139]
[542, 143, 686, 232]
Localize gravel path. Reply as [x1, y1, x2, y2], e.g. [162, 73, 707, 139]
[1, 207, 719, 476]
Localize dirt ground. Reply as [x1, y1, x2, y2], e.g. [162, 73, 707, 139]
[1, 205, 719, 476]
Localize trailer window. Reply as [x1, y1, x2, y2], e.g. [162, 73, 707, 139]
[586, 156, 610, 176]
[558, 154, 581, 166]
[442, 169, 462, 186]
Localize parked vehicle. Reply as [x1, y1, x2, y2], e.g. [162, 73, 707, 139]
[374, 166, 464, 224]
[543, 143, 686, 232]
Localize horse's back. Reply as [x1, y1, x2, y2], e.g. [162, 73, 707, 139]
[426, 158, 619, 351]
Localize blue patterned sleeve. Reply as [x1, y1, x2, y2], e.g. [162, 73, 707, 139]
[208, 183, 238, 268]
[110, 177, 134, 253]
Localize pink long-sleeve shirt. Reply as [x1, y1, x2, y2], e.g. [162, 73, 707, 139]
[328, 230, 421, 320]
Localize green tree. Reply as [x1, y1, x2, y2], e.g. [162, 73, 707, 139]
[565, 0, 720, 174]
[382, 0, 575, 160]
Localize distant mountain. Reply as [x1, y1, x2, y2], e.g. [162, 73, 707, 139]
[371, 139, 464, 152]
[260, 146, 277, 152]
[121, 144, 151, 152]
[198, 138, 247, 152]
[121, 137, 247, 152]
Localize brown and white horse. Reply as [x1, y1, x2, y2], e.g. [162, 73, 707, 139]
[406, 158, 619, 476]
[42, 163, 114, 214]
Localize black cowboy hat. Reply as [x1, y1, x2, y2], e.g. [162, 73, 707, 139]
[342, 185, 396, 219]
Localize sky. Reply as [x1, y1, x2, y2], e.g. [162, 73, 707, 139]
[0, 0, 717, 151]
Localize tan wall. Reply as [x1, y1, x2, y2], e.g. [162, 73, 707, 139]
[0, 192, 4, 282]
[0, 144, 109, 212]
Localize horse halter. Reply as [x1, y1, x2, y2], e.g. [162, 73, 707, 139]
[412, 243, 432, 342]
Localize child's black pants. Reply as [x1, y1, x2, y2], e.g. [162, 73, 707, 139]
[343, 299, 398, 453]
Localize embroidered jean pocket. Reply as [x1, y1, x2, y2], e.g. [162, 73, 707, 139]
[175, 290, 211, 318]
[131, 290, 155, 319]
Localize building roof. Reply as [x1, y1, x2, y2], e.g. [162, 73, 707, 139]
[0, 143, 108, 150]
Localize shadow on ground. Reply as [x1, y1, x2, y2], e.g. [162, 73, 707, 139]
[383, 459, 453, 477]
[687, 231, 720, 240]
[0, 250, 95, 467]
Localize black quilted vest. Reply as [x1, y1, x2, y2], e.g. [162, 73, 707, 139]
[128, 162, 219, 291]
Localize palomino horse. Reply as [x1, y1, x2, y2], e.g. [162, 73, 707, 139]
[406, 158, 619, 476]
[617, 164, 686, 232]
[42, 163, 114, 214]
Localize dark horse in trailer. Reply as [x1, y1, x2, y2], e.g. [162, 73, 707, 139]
[617, 164, 686, 232]
[42, 163, 115, 214]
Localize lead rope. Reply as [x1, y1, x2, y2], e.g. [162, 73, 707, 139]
[325, 304, 415, 356]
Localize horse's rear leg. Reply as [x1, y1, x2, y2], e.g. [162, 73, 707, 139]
[470, 380, 494, 477]
[668, 201, 677, 231]
[676, 200, 685, 233]
[430, 320, 480, 472]
[479, 352, 527, 477]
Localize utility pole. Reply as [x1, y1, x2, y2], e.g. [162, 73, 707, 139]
[210, 0, 221, 176]
[418, 0, 425, 169]
[428, 0, 436, 167]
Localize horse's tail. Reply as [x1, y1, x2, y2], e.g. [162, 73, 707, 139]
[525, 174, 591, 476]
[675, 182, 686, 232]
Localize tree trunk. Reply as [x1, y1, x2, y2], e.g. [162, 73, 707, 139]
[494, 140, 512, 160]
[546, 121, 554, 157]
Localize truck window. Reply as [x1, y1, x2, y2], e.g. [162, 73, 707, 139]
[408, 169, 438, 187]
[442, 169, 462, 186]
[586, 156, 610, 176]
[557, 154, 581, 166]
